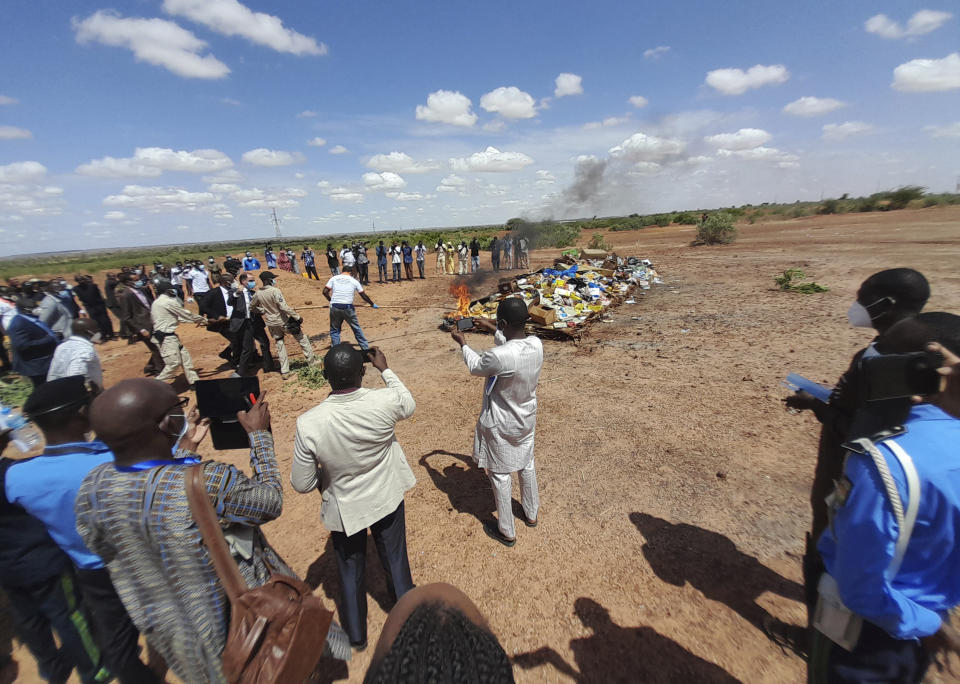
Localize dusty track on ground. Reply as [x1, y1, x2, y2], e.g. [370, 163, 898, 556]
[8, 206, 960, 682]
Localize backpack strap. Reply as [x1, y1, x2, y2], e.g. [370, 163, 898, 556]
[849, 437, 921, 579]
[185, 464, 249, 601]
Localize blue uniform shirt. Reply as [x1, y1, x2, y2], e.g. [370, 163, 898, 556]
[818, 404, 960, 639]
[5, 441, 114, 570]
[242, 257, 261, 271]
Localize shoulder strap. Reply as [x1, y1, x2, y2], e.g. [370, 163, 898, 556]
[882, 440, 921, 578]
[849, 437, 920, 579]
[184, 464, 249, 600]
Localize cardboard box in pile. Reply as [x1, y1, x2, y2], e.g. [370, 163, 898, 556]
[580, 247, 608, 259]
[528, 304, 557, 326]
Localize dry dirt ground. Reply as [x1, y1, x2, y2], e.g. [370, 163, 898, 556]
[7, 206, 960, 683]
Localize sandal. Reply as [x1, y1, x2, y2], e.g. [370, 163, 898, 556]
[483, 521, 516, 547]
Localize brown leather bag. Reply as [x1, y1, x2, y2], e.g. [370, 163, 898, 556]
[185, 464, 333, 683]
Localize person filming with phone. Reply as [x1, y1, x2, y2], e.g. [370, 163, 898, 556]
[806, 312, 960, 682]
[291, 344, 417, 651]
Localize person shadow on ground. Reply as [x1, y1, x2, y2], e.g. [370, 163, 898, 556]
[513, 597, 739, 683]
[629, 512, 804, 634]
[419, 450, 493, 525]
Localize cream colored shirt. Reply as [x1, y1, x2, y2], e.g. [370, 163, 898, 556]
[150, 293, 204, 334]
[249, 285, 298, 327]
[291, 369, 416, 536]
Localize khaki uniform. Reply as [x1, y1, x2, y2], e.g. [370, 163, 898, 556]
[249, 284, 316, 374]
[150, 293, 205, 384]
[457, 244, 469, 275]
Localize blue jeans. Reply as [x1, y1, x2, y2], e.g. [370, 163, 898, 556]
[329, 305, 369, 349]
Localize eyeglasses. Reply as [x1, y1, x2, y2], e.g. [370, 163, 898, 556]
[156, 396, 189, 421]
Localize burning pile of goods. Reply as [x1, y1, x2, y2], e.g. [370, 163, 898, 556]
[441, 252, 663, 339]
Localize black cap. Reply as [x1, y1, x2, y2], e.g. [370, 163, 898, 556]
[259, 271, 277, 282]
[23, 376, 89, 418]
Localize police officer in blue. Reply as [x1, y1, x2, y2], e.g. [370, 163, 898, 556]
[810, 312, 960, 682]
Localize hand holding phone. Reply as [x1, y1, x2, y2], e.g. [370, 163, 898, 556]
[862, 351, 944, 401]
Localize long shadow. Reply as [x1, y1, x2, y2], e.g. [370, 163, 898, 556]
[419, 450, 492, 525]
[0, 589, 17, 684]
[629, 512, 804, 633]
[513, 597, 739, 683]
[305, 533, 395, 618]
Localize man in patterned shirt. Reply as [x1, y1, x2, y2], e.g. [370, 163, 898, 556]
[75, 379, 349, 683]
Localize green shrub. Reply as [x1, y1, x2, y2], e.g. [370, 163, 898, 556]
[693, 212, 737, 245]
[818, 199, 840, 215]
[887, 186, 925, 210]
[649, 213, 673, 227]
[673, 211, 699, 225]
[775, 268, 829, 293]
[789, 206, 809, 218]
[588, 233, 611, 251]
[0, 375, 32, 409]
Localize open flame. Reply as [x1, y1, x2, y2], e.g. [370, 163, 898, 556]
[449, 280, 471, 316]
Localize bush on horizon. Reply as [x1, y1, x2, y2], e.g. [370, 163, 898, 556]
[693, 212, 737, 245]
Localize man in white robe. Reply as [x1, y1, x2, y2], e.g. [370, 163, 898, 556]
[451, 298, 543, 546]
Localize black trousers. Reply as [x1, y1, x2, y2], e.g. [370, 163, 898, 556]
[232, 321, 257, 376]
[809, 621, 930, 684]
[331, 501, 414, 645]
[86, 306, 114, 339]
[75, 568, 158, 684]
[359, 263, 370, 284]
[305, 264, 320, 280]
[4, 570, 105, 684]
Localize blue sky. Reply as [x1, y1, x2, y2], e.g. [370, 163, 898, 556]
[0, 0, 957, 254]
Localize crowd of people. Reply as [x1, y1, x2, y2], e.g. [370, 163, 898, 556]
[5, 242, 960, 683]
[0, 243, 547, 682]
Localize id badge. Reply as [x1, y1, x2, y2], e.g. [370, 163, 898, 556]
[813, 574, 862, 651]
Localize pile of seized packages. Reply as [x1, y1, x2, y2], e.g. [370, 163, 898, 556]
[458, 249, 664, 339]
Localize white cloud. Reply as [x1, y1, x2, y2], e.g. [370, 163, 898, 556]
[584, 116, 631, 130]
[220, 97, 241, 106]
[73, 10, 230, 79]
[704, 128, 772, 150]
[0, 161, 47, 183]
[241, 148, 303, 166]
[328, 145, 349, 155]
[0, 126, 32, 140]
[307, 137, 327, 147]
[628, 95, 649, 109]
[102, 184, 220, 212]
[892, 53, 960, 92]
[924, 121, 960, 138]
[415, 90, 477, 127]
[77, 147, 233, 177]
[865, 10, 952, 39]
[717, 146, 798, 163]
[208, 183, 241, 193]
[297, 110, 318, 118]
[230, 186, 306, 209]
[162, 0, 326, 55]
[705, 64, 790, 95]
[326, 186, 363, 202]
[385, 191, 430, 201]
[0, 95, 18, 106]
[436, 174, 466, 192]
[363, 171, 406, 190]
[480, 86, 537, 119]
[482, 119, 507, 133]
[104, 211, 126, 220]
[536, 170, 556, 187]
[782, 96, 847, 117]
[554, 73, 583, 97]
[822, 121, 875, 140]
[203, 169, 243, 184]
[366, 151, 439, 174]
[449, 146, 534, 172]
[608, 133, 686, 162]
[643, 46, 670, 60]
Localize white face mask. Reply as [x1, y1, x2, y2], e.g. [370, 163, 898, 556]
[847, 301, 874, 328]
[90, 332, 103, 344]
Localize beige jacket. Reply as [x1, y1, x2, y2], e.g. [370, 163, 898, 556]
[151, 293, 204, 334]
[290, 370, 416, 536]
[249, 285, 298, 327]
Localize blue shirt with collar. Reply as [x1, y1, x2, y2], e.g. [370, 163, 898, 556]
[818, 403, 960, 639]
[5, 440, 114, 570]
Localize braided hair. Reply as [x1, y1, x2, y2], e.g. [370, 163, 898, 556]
[364, 602, 514, 684]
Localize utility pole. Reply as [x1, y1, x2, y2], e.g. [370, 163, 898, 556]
[271, 208, 282, 240]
